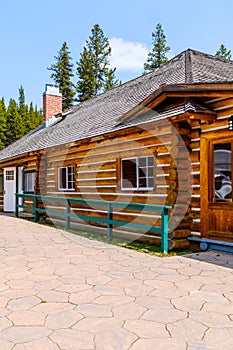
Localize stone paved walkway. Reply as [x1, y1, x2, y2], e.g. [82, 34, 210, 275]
[0, 216, 233, 350]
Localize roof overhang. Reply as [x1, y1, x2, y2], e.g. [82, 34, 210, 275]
[120, 82, 233, 123]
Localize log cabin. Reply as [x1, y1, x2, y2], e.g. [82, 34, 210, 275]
[1, 48, 233, 251]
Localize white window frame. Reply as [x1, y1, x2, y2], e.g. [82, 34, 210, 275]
[58, 166, 75, 191]
[121, 156, 154, 191]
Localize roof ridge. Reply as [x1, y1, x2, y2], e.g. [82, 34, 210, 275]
[185, 49, 193, 83]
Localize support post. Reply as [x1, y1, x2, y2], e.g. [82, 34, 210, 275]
[161, 208, 169, 254]
[34, 196, 38, 222]
[107, 203, 113, 241]
[15, 194, 19, 217]
[66, 199, 70, 231]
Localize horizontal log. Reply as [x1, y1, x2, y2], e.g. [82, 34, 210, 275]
[169, 238, 190, 250]
[170, 229, 191, 239]
[170, 146, 191, 160]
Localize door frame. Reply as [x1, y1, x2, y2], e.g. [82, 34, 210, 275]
[200, 133, 233, 237]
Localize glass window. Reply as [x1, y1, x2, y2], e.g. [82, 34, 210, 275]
[121, 156, 154, 190]
[23, 171, 36, 193]
[6, 170, 14, 181]
[214, 143, 232, 200]
[58, 166, 75, 190]
[0, 175, 3, 193]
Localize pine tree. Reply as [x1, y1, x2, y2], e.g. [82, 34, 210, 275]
[48, 41, 75, 110]
[5, 99, 25, 146]
[144, 23, 170, 73]
[76, 47, 96, 102]
[215, 44, 232, 60]
[18, 86, 30, 133]
[76, 24, 119, 101]
[104, 68, 121, 91]
[0, 98, 6, 150]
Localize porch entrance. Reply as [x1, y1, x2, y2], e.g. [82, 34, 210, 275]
[201, 136, 233, 241]
[4, 167, 16, 212]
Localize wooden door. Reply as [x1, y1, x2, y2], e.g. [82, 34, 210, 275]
[4, 168, 16, 212]
[201, 136, 233, 241]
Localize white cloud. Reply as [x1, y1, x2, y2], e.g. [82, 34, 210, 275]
[109, 37, 149, 72]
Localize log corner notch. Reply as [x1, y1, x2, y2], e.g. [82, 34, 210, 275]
[167, 119, 194, 249]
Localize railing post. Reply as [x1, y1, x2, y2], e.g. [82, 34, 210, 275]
[15, 194, 19, 217]
[34, 196, 38, 222]
[107, 203, 113, 241]
[161, 207, 169, 254]
[66, 199, 70, 231]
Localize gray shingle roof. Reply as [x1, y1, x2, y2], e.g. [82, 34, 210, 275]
[1, 48, 233, 162]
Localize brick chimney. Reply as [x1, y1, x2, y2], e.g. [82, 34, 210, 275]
[43, 84, 62, 127]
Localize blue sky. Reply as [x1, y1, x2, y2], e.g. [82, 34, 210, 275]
[1, 0, 233, 107]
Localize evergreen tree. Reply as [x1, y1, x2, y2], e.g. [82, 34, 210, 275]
[215, 44, 232, 60]
[48, 41, 75, 110]
[18, 86, 30, 133]
[104, 68, 121, 91]
[76, 47, 96, 102]
[76, 24, 119, 101]
[144, 23, 170, 73]
[0, 98, 6, 150]
[5, 99, 24, 146]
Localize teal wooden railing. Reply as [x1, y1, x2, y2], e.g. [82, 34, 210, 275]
[15, 193, 172, 253]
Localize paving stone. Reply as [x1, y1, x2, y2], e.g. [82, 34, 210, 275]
[130, 338, 187, 350]
[8, 310, 46, 326]
[69, 290, 100, 304]
[142, 308, 187, 323]
[72, 316, 122, 333]
[112, 302, 146, 319]
[7, 296, 41, 311]
[190, 310, 233, 328]
[76, 303, 112, 317]
[167, 317, 208, 342]
[0, 326, 51, 343]
[45, 309, 83, 329]
[50, 328, 94, 349]
[13, 337, 60, 350]
[124, 319, 170, 338]
[95, 327, 137, 350]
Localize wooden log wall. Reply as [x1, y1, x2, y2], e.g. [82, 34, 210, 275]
[42, 120, 196, 249]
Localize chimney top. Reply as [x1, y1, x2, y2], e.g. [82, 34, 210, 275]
[43, 84, 62, 127]
[43, 84, 62, 97]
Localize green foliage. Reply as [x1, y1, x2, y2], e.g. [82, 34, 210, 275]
[76, 47, 96, 102]
[144, 23, 170, 73]
[104, 68, 121, 91]
[76, 24, 120, 101]
[215, 44, 232, 60]
[48, 41, 75, 109]
[0, 87, 43, 149]
[5, 99, 25, 146]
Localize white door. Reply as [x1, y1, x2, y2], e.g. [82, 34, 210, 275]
[4, 167, 16, 212]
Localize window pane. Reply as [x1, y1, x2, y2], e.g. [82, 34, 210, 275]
[214, 143, 232, 200]
[6, 170, 14, 181]
[138, 157, 146, 167]
[122, 159, 137, 188]
[147, 177, 154, 188]
[68, 166, 74, 189]
[148, 157, 154, 166]
[60, 168, 67, 189]
[24, 172, 35, 192]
